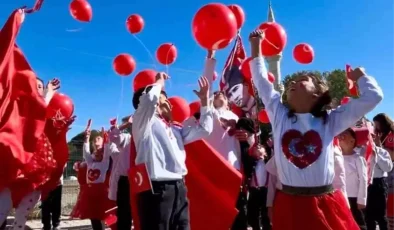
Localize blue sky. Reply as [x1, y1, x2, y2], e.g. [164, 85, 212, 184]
[1, 0, 393, 140]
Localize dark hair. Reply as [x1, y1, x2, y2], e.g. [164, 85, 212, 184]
[36, 77, 44, 86]
[132, 86, 167, 110]
[373, 113, 394, 140]
[287, 74, 332, 124]
[345, 128, 357, 147]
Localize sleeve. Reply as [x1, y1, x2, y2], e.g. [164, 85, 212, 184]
[112, 132, 132, 153]
[328, 75, 383, 136]
[266, 173, 277, 207]
[132, 83, 162, 139]
[107, 143, 120, 158]
[356, 156, 368, 205]
[181, 106, 214, 145]
[250, 57, 287, 127]
[44, 90, 55, 105]
[83, 143, 93, 163]
[102, 143, 113, 161]
[375, 147, 393, 172]
[334, 153, 347, 197]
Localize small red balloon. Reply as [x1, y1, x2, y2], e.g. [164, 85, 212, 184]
[240, 57, 253, 80]
[113, 53, 136, 76]
[46, 93, 74, 120]
[293, 43, 314, 64]
[341, 96, 350, 105]
[126, 14, 144, 34]
[189, 101, 201, 115]
[268, 72, 275, 83]
[69, 0, 92, 22]
[133, 69, 157, 92]
[156, 43, 177, 65]
[258, 109, 270, 124]
[258, 22, 287, 57]
[192, 3, 238, 50]
[168, 97, 190, 123]
[227, 4, 245, 29]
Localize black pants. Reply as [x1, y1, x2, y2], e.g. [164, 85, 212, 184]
[91, 219, 104, 230]
[348, 197, 367, 230]
[0, 221, 5, 230]
[365, 178, 389, 230]
[231, 190, 248, 230]
[137, 179, 190, 230]
[247, 187, 271, 230]
[41, 185, 63, 230]
[117, 176, 132, 230]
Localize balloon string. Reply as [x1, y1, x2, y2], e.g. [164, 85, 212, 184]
[260, 29, 279, 50]
[131, 34, 157, 69]
[116, 77, 125, 122]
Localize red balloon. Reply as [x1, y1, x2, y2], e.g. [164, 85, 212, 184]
[189, 101, 201, 115]
[46, 93, 74, 120]
[341, 96, 350, 105]
[69, 0, 92, 22]
[227, 4, 245, 29]
[258, 109, 270, 124]
[258, 22, 287, 56]
[240, 57, 253, 80]
[126, 14, 144, 34]
[293, 43, 314, 64]
[113, 53, 136, 76]
[268, 72, 275, 83]
[156, 43, 178, 65]
[133, 69, 157, 92]
[168, 97, 190, 123]
[192, 3, 238, 50]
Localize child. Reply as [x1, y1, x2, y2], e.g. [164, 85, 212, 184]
[339, 128, 368, 229]
[70, 129, 115, 230]
[333, 138, 348, 200]
[248, 29, 383, 230]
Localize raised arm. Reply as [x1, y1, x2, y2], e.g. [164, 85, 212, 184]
[249, 30, 287, 126]
[44, 78, 60, 105]
[328, 69, 383, 136]
[204, 50, 216, 96]
[132, 73, 168, 139]
[83, 129, 93, 163]
[108, 127, 132, 153]
[356, 156, 368, 206]
[182, 76, 213, 144]
[375, 146, 393, 172]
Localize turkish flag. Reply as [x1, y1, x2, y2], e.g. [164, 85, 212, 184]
[346, 64, 359, 97]
[0, 8, 47, 191]
[130, 163, 152, 194]
[104, 207, 118, 230]
[129, 137, 242, 230]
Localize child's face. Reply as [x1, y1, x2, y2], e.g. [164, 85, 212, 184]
[36, 79, 44, 97]
[213, 91, 228, 109]
[286, 75, 318, 112]
[93, 148, 104, 161]
[338, 130, 356, 150]
[94, 136, 103, 148]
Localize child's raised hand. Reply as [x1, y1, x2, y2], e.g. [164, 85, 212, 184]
[249, 29, 265, 58]
[348, 67, 366, 82]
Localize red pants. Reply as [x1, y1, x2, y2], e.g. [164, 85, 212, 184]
[272, 190, 359, 230]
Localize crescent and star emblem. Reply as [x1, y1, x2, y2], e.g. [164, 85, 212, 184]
[134, 172, 143, 186]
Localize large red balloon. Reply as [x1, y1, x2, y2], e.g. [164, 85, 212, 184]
[113, 53, 136, 76]
[268, 72, 275, 83]
[258, 109, 270, 124]
[227, 4, 245, 29]
[240, 57, 253, 80]
[133, 69, 157, 92]
[189, 101, 201, 116]
[168, 97, 190, 123]
[156, 43, 177, 65]
[69, 0, 92, 22]
[293, 43, 314, 64]
[126, 14, 144, 34]
[46, 93, 74, 121]
[258, 22, 287, 57]
[192, 3, 238, 50]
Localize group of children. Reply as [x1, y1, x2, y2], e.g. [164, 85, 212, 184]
[0, 6, 393, 230]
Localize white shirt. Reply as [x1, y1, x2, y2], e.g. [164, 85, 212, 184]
[333, 146, 347, 197]
[83, 143, 111, 184]
[108, 143, 121, 201]
[250, 57, 383, 187]
[203, 108, 241, 170]
[370, 146, 393, 178]
[343, 152, 368, 205]
[250, 160, 268, 188]
[132, 84, 213, 181]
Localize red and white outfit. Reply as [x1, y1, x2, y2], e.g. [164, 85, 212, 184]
[333, 145, 348, 201]
[71, 143, 115, 220]
[250, 56, 383, 230]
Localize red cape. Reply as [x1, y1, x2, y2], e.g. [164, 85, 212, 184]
[129, 139, 242, 230]
[0, 9, 47, 192]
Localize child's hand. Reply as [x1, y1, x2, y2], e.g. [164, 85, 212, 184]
[249, 29, 265, 58]
[347, 67, 366, 82]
